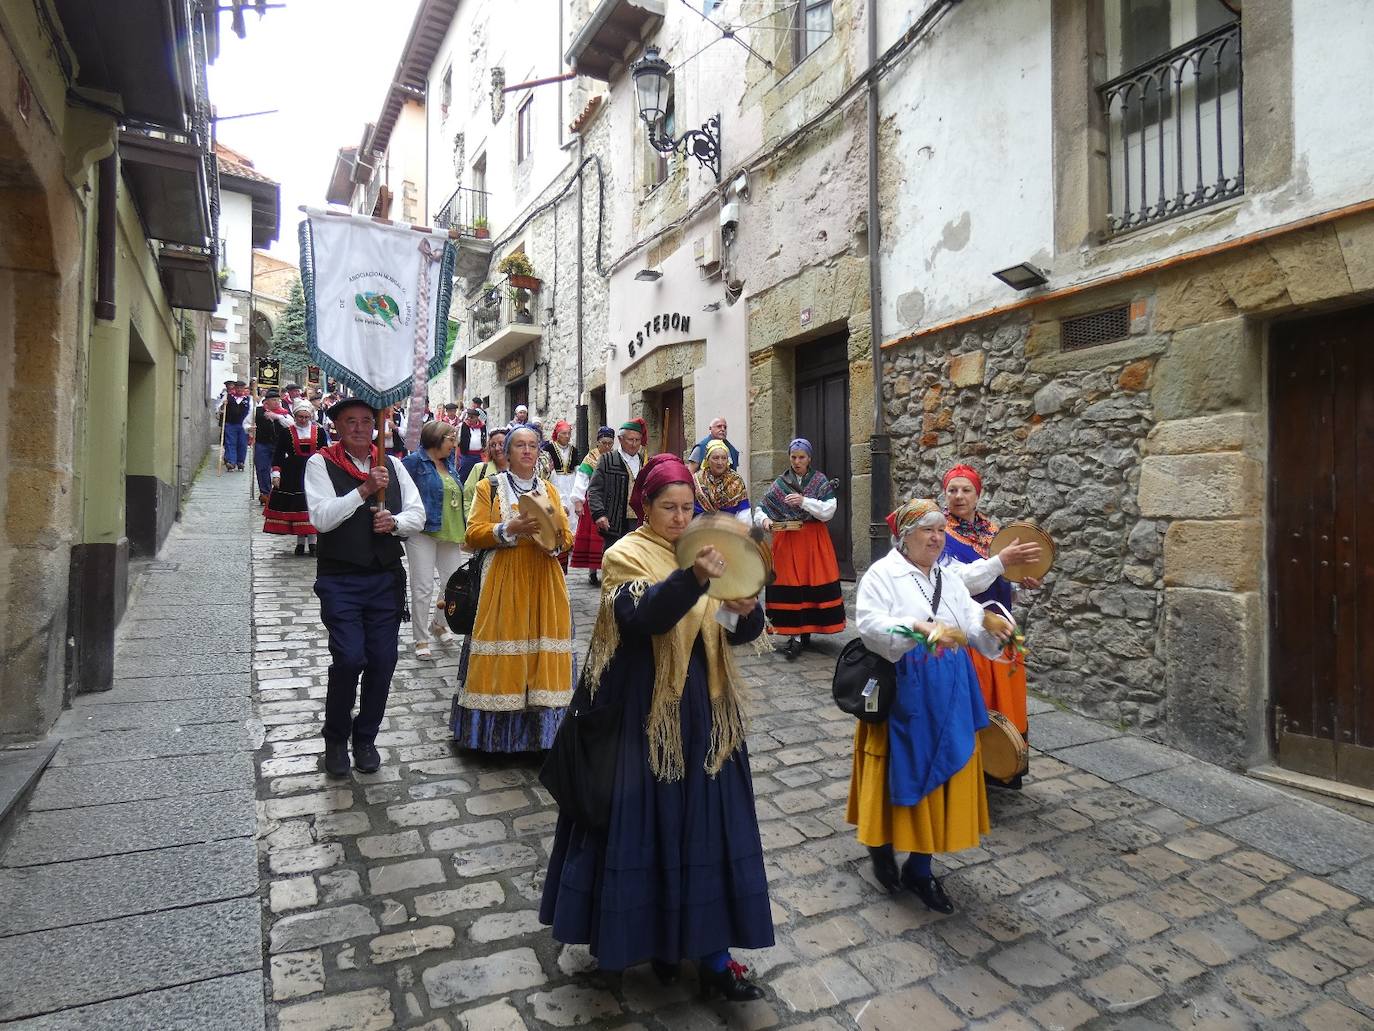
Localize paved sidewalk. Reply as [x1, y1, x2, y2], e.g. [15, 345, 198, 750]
[0, 466, 265, 1028]
[252, 545, 1374, 1031]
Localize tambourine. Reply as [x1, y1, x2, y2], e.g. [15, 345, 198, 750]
[980, 711, 1029, 781]
[674, 513, 775, 599]
[517, 492, 561, 551]
[989, 521, 1055, 583]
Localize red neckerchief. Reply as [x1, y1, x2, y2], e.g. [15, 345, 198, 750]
[289, 423, 322, 458]
[321, 442, 381, 484]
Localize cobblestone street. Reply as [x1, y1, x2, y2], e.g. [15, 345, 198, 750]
[251, 531, 1374, 1031]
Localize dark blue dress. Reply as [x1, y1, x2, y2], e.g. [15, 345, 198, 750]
[538, 568, 775, 969]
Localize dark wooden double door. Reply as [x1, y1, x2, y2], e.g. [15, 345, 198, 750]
[795, 336, 853, 579]
[657, 385, 686, 461]
[1270, 305, 1374, 786]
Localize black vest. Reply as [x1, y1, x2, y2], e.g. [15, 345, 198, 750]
[316, 456, 405, 576]
[255, 407, 280, 446]
[225, 396, 249, 423]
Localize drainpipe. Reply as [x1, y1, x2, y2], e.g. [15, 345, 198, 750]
[94, 155, 118, 321]
[574, 133, 588, 454]
[866, 0, 890, 563]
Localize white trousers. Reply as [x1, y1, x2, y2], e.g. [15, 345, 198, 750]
[404, 532, 465, 644]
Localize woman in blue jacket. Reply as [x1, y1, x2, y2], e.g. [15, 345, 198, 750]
[401, 421, 466, 659]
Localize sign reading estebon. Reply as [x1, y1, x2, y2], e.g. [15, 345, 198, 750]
[625, 312, 692, 359]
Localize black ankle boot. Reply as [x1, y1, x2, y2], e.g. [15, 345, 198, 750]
[588, 571, 599, 585]
[699, 961, 764, 1002]
[869, 844, 901, 894]
[902, 863, 955, 914]
[782, 637, 802, 661]
[295, 540, 306, 556]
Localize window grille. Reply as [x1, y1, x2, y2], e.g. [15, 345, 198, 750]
[1062, 307, 1131, 351]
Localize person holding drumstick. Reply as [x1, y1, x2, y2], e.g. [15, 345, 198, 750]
[454, 424, 574, 752]
[848, 498, 1016, 913]
[540, 454, 773, 1001]
[940, 464, 1041, 788]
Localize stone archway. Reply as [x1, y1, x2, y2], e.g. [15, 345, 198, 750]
[0, 80, 83, 739]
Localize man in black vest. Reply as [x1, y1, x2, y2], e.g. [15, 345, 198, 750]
[304, 398, 426, 776]
[221, 380, 252, 470]
[586, 419, 646, 549]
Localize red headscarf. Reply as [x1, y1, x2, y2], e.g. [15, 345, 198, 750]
[942, 463, 983, 495]
[553, 419, 572, 439]
[630, 454, 694, 518]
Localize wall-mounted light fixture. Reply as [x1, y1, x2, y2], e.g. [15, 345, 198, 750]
[634, 268, 663, 282]
[631, 46, 721, 183]
[992, 262, 1049, 291]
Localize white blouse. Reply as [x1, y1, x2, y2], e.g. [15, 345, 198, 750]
[943, 553, 1007, 595]
[856, 549, 1004, 664]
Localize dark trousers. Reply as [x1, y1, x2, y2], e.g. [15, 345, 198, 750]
[599, 518, 640, 551]
[315, 571, 403, 744]
[254, 442, 275, 495]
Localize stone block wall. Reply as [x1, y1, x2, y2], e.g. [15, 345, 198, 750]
[880, 213, 1374, 770]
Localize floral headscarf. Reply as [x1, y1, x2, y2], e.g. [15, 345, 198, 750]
[885, 498, 944, 540]
[694, 441, 748, 513]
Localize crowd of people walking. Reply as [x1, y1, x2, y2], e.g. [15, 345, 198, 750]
[225, 387, 1047, 1003]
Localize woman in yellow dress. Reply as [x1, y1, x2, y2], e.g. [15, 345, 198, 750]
[453, 425, 575, 752]
[846, 498, 1014, 913]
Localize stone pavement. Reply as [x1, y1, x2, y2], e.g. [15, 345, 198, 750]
[0, 466, 265, 1028]
[250, 537, 1374, 1031]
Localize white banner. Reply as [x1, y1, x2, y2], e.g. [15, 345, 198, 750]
[299, 209, 455, 409]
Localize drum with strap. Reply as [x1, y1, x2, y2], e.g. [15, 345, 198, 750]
[979, 711, 1030, 781]
[674, 513, 775, 599]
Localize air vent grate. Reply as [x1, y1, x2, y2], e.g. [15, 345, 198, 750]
[1061, 306, 1130, 351]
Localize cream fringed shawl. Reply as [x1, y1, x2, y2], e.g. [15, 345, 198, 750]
[583, 525, 749, 782]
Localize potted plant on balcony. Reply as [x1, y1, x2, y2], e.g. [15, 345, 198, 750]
[497, 252, 540, 291]
[472, 215, 490, 239]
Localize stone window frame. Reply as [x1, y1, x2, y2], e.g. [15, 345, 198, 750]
[1051, 0, 1292, 257]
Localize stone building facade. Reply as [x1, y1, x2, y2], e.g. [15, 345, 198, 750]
[876, 0, 1374, 784]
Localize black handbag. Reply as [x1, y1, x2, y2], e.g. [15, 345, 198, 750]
[443, 550, 489, 635]
[538, 684, 622, 832]
[832, 638, 898, 724]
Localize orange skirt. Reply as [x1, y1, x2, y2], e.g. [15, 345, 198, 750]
[765, 520, 845, 636]
[969, 649, 1028, 736]
[846, 722, 989, 854]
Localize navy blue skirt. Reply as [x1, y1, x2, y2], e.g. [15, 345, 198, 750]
[539, 638, 774, 969]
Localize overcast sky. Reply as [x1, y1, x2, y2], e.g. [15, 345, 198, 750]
[207, 0, 422, 268]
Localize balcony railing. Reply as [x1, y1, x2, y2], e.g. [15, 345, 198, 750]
[433, 186, 492, 237]
[1099, 21, 1243, 236]
[471, 277, 541, 343]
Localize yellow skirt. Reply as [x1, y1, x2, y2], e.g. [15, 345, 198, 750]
[845, 721, 990, 854]
[462, 540, 574, 711]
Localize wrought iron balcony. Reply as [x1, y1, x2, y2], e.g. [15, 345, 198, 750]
[466, 277, 542, 363]
[1099, 21, 1243, 236]
[432, 186, 491, 236]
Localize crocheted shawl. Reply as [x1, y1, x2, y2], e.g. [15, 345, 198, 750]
[584, 525, 748, 782]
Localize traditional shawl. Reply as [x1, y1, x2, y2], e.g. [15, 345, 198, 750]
[761, 467, 834, 522]
[944, 509, 999, 557]
[584, 525, 749, 782]
[693, 462, 748, 514]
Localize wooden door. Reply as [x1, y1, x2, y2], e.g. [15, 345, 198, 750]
[1270, 305, 1374, 787]
[658, 386, 685, 461]
[507, 378, 528, 416]
[795, 335, 853, 578]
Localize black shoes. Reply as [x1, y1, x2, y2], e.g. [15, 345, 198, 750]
[699, 961, 765, 1002]
[294, 540, 306, 556]
[902, 866, 955, 914]
[587, 571, 599, 585]
[781, 637, 803, 661]
[650, 959, 680, 985]
[869, 845, 901, 894]
[353, 740, 382, 773]
[323, 739, 350, 777]
[308, 542, 317, 556]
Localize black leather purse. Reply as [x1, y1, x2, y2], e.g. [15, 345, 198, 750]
[832, 638, 897, 724]
[538, 683, 622, 832]
[443, 550, 489, 635]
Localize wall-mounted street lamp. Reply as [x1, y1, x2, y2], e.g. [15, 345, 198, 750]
[631, 46, 721, 183]
[634, 268, 663, 282]
[992, 262, 1050, 291]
